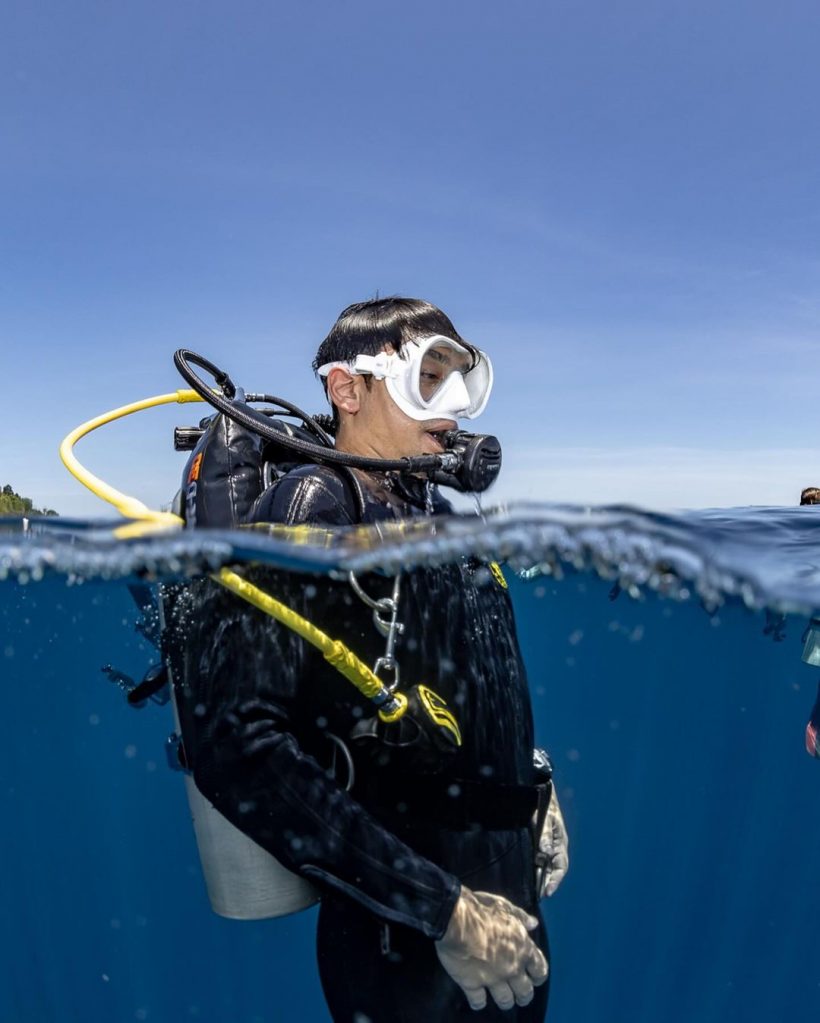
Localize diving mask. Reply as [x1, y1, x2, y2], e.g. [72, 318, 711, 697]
[317, 334, 493, 422]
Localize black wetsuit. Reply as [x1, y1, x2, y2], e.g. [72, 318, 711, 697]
[167, 464, 549, 1022]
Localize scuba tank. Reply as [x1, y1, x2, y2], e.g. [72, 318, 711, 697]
[167, 665, 320, 920]
[181, 772, 319, 919]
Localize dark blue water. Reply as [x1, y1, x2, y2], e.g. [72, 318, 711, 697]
[2, 506, 819, 1022]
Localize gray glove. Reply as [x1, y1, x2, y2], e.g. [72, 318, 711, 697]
[435, 886, 549, 1011]
[535, 786, 569, 898]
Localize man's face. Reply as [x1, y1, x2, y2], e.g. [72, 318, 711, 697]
[331, 342, 474, 460]
[352, 373, 457, 459]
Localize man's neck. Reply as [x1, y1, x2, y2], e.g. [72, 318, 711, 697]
[334, 425, 385, 460]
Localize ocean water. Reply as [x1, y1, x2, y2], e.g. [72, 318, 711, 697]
[2, 504, 819, 1023]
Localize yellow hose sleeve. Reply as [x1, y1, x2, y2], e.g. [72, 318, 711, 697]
[216, 568, 389, 702]
[323, 641, 388, 701]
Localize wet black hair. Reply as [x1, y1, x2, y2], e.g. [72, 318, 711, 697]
[801, 487, 820, 506]
[313, 297, 478, 426]
[313, 296, 476, 371]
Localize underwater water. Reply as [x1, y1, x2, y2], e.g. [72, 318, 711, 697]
[1, 504, 820, 1023]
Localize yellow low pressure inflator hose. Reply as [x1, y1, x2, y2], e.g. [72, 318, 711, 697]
[59, 391, 407, 718]
[216, 568, 406, 715]
[59, 389, 200, 528]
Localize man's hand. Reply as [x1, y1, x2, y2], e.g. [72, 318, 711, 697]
[434, 887, 548, 1011]
[535, 787, 569, 898]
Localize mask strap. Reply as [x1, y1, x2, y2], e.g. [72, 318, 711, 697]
[317, 353, 400, 381]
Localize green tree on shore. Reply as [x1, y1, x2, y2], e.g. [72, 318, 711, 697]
[0, 484, 58, 517]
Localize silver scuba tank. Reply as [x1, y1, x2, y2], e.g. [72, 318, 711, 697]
[169, 686, 320, 920]
[160, 593, 319, 920]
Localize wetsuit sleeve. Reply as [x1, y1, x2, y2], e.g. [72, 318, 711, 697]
[176, 466, 461, 939]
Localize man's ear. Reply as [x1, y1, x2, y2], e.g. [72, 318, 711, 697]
[326, 367, 361, 415]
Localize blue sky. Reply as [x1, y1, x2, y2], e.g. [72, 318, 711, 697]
[2, 0, 819, 515]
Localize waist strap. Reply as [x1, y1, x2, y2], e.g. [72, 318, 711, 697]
[358, 775, 543, 831]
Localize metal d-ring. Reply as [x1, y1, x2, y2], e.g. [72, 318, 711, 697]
[348, 571, 404, 692]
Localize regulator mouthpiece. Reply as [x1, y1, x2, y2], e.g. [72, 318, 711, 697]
[432, 431, 502, 493]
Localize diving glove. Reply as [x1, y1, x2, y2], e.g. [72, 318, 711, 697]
[534, 786, 569, 898]
[434, 886, 548, 1011]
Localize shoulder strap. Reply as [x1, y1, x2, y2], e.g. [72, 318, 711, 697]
[334, 466, 367, 524]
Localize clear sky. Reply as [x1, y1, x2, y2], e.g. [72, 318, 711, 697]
[2, 0, 819, 516]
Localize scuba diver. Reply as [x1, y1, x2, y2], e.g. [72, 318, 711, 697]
[164, 297, 568, 1021]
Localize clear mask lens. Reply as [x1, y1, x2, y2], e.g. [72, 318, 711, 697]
[417, 343, 473, 403]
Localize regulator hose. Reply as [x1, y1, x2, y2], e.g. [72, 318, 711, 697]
[174, 348, 459, 477]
